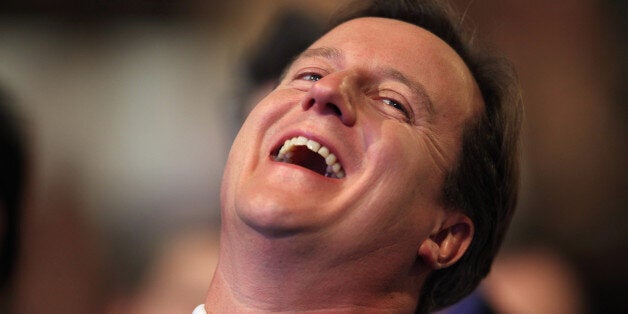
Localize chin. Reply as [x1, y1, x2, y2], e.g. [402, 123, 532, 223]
[232, 187, 319, 237]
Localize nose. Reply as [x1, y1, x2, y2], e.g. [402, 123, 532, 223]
[301, 71, 357, 126]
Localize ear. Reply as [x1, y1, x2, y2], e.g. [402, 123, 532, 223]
[418, 212, 474, 270]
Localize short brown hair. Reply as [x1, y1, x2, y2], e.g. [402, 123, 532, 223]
[329, 1, 523, 312]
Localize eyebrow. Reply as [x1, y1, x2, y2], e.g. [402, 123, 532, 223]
[381, 67, 435, 116]
[288, 46, 435, 117]
[298, 46, 343, 61]
[278, 47, 341, 85]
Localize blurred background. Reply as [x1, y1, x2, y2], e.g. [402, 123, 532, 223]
[0, 0, 625, 313]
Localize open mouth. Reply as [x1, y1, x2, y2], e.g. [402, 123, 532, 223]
[271, 136, 345, 179]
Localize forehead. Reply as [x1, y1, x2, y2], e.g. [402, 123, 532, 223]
[306, 17, 482, 119]
[315, 17, 453, 60]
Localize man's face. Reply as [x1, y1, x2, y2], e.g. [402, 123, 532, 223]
[221, 17, 482, 256]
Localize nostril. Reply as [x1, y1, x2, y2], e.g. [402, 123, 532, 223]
[327, 103, 341, 116]
[302, 98, 316, 110]
[305, 98, 343, 117]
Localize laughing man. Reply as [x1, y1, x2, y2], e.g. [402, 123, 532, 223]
[195, 0, 522, 313]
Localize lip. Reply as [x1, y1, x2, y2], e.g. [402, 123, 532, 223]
[268, 129, 346, 178]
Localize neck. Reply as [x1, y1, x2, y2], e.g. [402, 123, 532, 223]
[204, 223, 427, 312]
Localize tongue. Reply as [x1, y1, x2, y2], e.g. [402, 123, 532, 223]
[287, 146, 327, 175]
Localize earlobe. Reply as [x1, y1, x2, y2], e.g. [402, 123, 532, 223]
[418, 212, 474, 270]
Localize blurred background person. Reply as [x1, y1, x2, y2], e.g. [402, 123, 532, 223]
[236, 8, 325, 120]
[0, 85, 28, 313]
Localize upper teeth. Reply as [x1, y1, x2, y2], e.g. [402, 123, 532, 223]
[275, 136, 345, 179]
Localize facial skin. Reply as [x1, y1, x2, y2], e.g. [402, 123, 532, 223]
[213, 17, 482, 311]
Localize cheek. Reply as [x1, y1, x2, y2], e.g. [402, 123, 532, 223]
[365, 121, 423, 175]
[247, 89, 302, 131]
[365, 121, 445, 202]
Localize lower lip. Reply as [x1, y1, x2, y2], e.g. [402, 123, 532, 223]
[269, 157, 343, 181]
